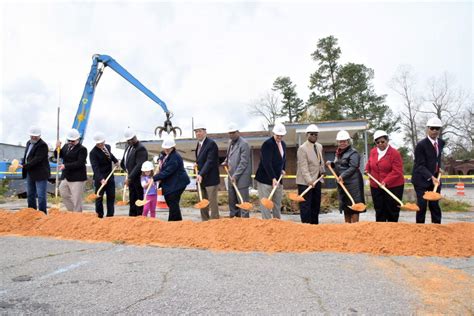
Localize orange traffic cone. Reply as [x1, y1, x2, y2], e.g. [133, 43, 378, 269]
[156, 188, 168, 209]
[456, 182, 465, 196]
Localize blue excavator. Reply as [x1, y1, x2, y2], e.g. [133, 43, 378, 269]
[72, 54, 181, 140]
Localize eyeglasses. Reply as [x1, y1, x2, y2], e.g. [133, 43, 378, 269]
[67, 140, 75, 143]
[429, 127, 441, 131]
[375, 140, 386, 145]
[308, 133, 318, 136]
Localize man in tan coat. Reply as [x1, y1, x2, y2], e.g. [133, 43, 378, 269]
[296, 124, 325, 224]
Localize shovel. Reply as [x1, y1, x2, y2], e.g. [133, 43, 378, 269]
[193, 166, 210, 209]
[260, 174, 283, 210]
[224, 166, 252, 211]
[135, 179, 154, 206]
[87, 166, 118, 201]
[365, 172, 419, 211]
[8, 159, 19, 173]
[288, 174, 325, 202]
[116, 184, 129, 206]
[423, 172, 443, 201]
[326, 162, 366, 212]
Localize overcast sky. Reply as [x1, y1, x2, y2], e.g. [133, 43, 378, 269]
[0, 0, 472, 154]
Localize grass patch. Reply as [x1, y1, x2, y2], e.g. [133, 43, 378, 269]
[440, 199, 472, 212]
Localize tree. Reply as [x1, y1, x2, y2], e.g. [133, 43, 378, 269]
[421, 72, 468, 153]
[272, 76, 305, 123]
[247, 91, 282, 129]
[388, 65, 421, 154]
[308, 35, 343, 120]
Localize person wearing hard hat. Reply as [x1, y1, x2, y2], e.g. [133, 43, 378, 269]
[194, 123, 220, 220]
[296, 124, 325, 224]
[89, 132, 120, 218]
[255, 122, 287, 219]
[55, 128, 88, 212]
[120, 128, 149, 216]
[19, 126, 51, 214]
[365, 130, 405, 222]
[221, 123, 252, 218]
[411, 117, 445, 224]
[329, 130, 365, 223]
[153, 136, 190, 221]
[140, 161, 158, 218]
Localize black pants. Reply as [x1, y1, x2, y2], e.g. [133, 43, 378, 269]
[370, 185, 403, 222]
[414, 184, 442, 224]
[165, 188, 185, 221]
[298, 182, 322, 224]
[94, 178, 116, 218]
[128, 179, 144, 217]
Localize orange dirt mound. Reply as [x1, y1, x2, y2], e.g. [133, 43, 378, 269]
[0, 208, 473, 257]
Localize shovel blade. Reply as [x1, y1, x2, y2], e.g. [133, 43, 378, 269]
[401, 202, 419, 212]
[288, 192, 305, 202]
[350, 203, 366, 212]
[135, 200, 147, 207]
[236, 202, 253, 211]
[423, 191, 442, 201]
[261, 198, 274, 210]
[194, 199, 210, 209]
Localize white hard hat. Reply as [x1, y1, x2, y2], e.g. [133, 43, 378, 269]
[426, 117, 442, 127]
[93, 132, 105, 144]
[227, 122, 239, 133]
[193, 122, 206, 131]
[66, 128, 81, 141]
[272, 123, 287, 136]
[141, 161, 154, 172]
[373, 130, 388, 141]
[336, 130, 351, 141]
[305, 124, 319, 133]
[123, 128, 136, 141]
[28, 126, 41, 137]
[161, 136, 176, 149]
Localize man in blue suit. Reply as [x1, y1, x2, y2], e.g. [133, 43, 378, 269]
[194, 123, 220, 220]
[255, 123, 287, 219]
[411, 117, 445, 224]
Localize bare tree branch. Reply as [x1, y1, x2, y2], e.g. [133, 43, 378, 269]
[248, 91, 282, 129]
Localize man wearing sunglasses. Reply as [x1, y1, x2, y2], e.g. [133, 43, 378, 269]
[411, 117, 445, 224]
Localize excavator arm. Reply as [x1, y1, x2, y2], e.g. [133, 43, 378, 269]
[72, 54, 181, 140]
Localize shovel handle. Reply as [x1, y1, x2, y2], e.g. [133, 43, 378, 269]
[300, 174, 325, 198]
[224, 166, 245, 204]
[326, 162, 356, 206]
[96, 166, 118, 196]
[433, 172, 442, 192]
[365, 172, 404, 206]
[268, 174, 283, 200]
[195, 166, 203, 201]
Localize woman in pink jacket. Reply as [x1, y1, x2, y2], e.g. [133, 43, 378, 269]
[365, 130, 405, 222]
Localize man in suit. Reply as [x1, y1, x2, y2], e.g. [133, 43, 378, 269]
[194, 123, 220, 220]
[411, 117, 445, 224]
[20, 126, 51, 214]
[221, 123, 252, 218]
[255, 122, 287, 219]
[55, 128, 88, 212]
[120, 128, 148, 216]
[90, 132, 119, 218]
[296, 124, 325, 224]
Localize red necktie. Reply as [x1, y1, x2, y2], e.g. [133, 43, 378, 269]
[434, 141, 439, 172]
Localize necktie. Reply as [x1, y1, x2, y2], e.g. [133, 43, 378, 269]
[314, 144, 320, 162]
[197, 142, 202, 156]
[434, 141, 439, 156]
[102, 146, 111, 160]
[67, 145, 74, 153]
[277, 141, 284, 157]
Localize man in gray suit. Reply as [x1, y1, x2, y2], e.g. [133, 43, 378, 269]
[222, 123, 252, 218]
[296, 124, 325, 224]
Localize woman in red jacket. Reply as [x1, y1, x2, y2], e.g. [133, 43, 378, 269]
[365, 130, 405, 222]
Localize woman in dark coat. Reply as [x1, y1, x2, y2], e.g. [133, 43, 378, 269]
[331, 130, 365, 223]
[153, 136, 190, 221]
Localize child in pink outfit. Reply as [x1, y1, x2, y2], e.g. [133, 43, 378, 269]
[140, 161, 158, 218]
